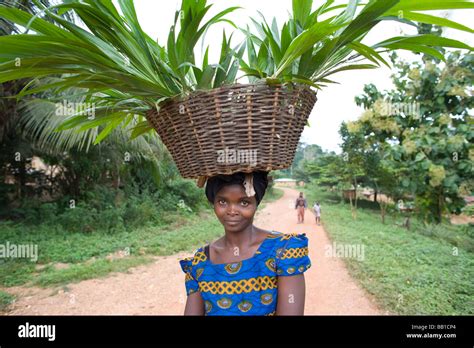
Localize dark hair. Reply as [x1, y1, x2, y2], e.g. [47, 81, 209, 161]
[205, 171, 269, 206]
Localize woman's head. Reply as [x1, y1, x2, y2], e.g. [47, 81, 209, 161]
[205, 171, 269, 232]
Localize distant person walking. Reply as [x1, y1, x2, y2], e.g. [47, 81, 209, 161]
[295, 192, 307, 224]
[313, 202, 321, 225]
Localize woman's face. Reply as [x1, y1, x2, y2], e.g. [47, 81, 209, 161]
[213, 184, 258, 232]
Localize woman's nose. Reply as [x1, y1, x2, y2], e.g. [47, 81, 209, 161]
[227, 204, 239, 215]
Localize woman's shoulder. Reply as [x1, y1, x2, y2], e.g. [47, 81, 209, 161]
[262, 231, 309, 258]
[272, 233, 311, 275]
[267, 231, 309, 245]
[179, 245, 208, 273]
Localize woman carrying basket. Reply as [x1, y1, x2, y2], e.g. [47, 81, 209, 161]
[179, 171, 311, 316]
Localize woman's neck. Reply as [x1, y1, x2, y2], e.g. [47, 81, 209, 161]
[223, 224, 256, 249]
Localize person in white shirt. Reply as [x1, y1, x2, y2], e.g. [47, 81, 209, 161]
[313, 202, 321, 225]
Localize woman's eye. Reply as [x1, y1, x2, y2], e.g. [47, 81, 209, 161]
[217, 199, 249, 206]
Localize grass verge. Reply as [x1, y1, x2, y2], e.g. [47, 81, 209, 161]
[303, 184, 474, 315]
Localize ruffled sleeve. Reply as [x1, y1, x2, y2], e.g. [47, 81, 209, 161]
[275, 233, 311, 276]
[179, 256, 199, 296]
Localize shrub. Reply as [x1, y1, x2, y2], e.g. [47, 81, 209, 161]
[56, 205, 98, 233]
[166, 179, 206, 210]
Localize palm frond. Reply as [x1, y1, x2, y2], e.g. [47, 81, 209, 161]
[1, 0, 473, 145]
[242, 0, 473, 87]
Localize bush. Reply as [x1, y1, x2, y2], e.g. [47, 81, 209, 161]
[1, 179, 206, 234]
[36, 203, 59, 224]
[122, 193, 162, 229]
[83, 185, 120, 211]
[56, 205, 98, 233]
[166, 179, 206, 210]
[461, 204, 474, 217]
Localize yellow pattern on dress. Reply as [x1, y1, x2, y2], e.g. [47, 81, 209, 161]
[198, 276, 278, 295]
[184, 273, 194, 282]
[224, 262, 242, 274]
[265, 258, 276, 272]
[280, 233, 300, 241]
[217, 297, 232, 309]
[192, 250, 207, 266]
[238, 300, 253, 312]
[204, 301, 212, 313]
[260, 293, 273, 305]
[280, 247, 308, 259]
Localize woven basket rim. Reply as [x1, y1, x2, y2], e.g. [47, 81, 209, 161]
[153, 81, 317, 110]
[145, 81, 318, 184]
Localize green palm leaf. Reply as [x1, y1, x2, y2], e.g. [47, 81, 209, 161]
[1, 0, 473, 146]
[244, 0, 472, 85]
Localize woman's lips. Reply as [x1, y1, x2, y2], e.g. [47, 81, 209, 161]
[224, 220, 241, 225]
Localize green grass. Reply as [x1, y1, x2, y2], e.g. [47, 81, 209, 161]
[303, 184, 474, 315]
[0, 208, 224, 288]
[0, 290, 15, 311]
[33, 256, 154, 287]
[0, 186, 284, 291]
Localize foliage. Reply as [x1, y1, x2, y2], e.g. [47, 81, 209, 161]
[240, 0, 473, 88]
[0, 0, 472, 144]
[0, 0, 244, 142]
[352, 49, 474, 223]
[303, 184, 474, 315]
[0, 209, 223, 288]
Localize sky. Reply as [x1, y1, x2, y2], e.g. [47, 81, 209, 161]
[133, 0, 473, 153]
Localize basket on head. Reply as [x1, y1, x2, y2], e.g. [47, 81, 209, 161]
[146, 82, 317, 184]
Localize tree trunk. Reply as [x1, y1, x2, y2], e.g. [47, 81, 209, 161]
[404, 216, 411, 230]
[380, 202, 386, 224]
[437, 192, 444, 224]
[353, 178, 358, 219]
[348, 191, 356, 220]
[18, 158, 26, 200]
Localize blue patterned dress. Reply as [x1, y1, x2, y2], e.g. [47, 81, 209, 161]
[179, 231, 311, 316]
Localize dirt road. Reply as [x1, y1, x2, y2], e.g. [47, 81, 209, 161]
[4, 187, 381, 315]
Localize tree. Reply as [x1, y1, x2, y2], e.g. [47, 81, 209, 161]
[292, 143, 324, 182]
[0, 4, 179, 211]
[338, 122, 367, 219]
[342, 118, 406, 223]
[352, 49, 473, 224]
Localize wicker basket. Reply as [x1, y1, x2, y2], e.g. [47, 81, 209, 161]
[146, 82, 317, 184]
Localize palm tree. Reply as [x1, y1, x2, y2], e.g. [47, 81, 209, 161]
[17, 86, 177, 187]
[0, 0, 77, 140]
[0, 2, 179, 202]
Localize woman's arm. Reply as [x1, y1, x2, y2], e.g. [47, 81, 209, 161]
[184, 291, 205, 315]
[276, 274, 306, 315]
